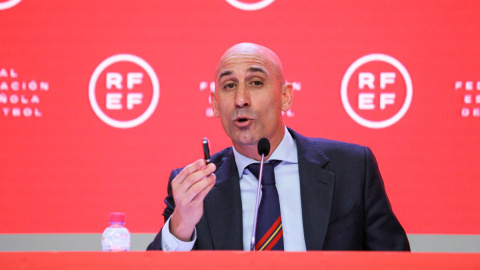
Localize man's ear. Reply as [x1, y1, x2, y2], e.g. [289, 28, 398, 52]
[281, 83, 293, 112]
[211, 91, 220, 117]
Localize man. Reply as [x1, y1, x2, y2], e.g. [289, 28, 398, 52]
[147, 43, 410, 251]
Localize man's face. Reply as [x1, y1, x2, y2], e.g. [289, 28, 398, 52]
[212, 48, 291, 153]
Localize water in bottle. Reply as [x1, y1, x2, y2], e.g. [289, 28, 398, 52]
[102, 212, 131, 251]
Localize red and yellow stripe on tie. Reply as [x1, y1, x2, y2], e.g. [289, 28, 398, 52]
[255, 217, 283, 251]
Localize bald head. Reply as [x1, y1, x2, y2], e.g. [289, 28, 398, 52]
[215, 43, 285, 86]
[210, 42, 294, 159]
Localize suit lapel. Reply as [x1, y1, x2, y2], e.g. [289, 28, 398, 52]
[202, 130, 335, 251]
[204, 148, 244, 250]
[290, 129, 335, 250]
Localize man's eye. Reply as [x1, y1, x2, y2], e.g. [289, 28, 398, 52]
[251, 81, 263, 87]
[224, 83, 236, 89]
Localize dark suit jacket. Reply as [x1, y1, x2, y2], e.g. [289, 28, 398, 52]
[147, 128, 410, 251]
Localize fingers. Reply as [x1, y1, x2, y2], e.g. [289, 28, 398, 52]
[173, 160, 216, 195]
[188, 173, 216, 204]
[177, 170, 216, 205]
[172, 159, 216, 202]
[174, 159, 207, 185]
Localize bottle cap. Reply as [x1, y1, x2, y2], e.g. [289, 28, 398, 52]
[109, 212, 126, 223]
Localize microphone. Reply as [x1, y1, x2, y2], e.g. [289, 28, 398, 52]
[257, 138, 270, 156]
[250, 137, 270, 251]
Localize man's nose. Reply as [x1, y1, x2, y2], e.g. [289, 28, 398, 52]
[234, 84, 250, 108]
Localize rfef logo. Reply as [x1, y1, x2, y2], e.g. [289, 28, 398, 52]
[0, 0, 21, 10]
[89, 54, 160, 129]
[225, 0, 275, 11]
[341, 54, 412, 129]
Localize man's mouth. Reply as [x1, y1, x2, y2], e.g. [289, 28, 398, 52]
[234, 116, 252, 127]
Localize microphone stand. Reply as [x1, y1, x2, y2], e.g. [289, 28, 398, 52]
[250, 153, 266, 251]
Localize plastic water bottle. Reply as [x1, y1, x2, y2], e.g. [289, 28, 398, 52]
[102, 212, 131, 251]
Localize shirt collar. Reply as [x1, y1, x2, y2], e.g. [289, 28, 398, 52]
[232, 127, 298, 178]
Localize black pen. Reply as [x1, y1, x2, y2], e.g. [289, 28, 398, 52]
[202, 137, 211, 164]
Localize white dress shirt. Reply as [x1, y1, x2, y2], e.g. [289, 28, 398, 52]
[162, 127, 306, 251]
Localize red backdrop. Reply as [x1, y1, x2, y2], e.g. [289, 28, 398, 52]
[1, 0, 479, 234]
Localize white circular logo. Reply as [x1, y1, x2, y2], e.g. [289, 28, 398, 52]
[225, 0, 275, 11]
[341, 54, 413, 129]
[89, 54, 160, 129]
[0, 0, 22, 10]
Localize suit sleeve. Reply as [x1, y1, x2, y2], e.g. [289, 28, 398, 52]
[146, 169, 180, 250]
[363, 147, 410, 251]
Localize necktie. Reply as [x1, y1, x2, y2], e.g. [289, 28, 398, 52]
[247, 160, 283, 251]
